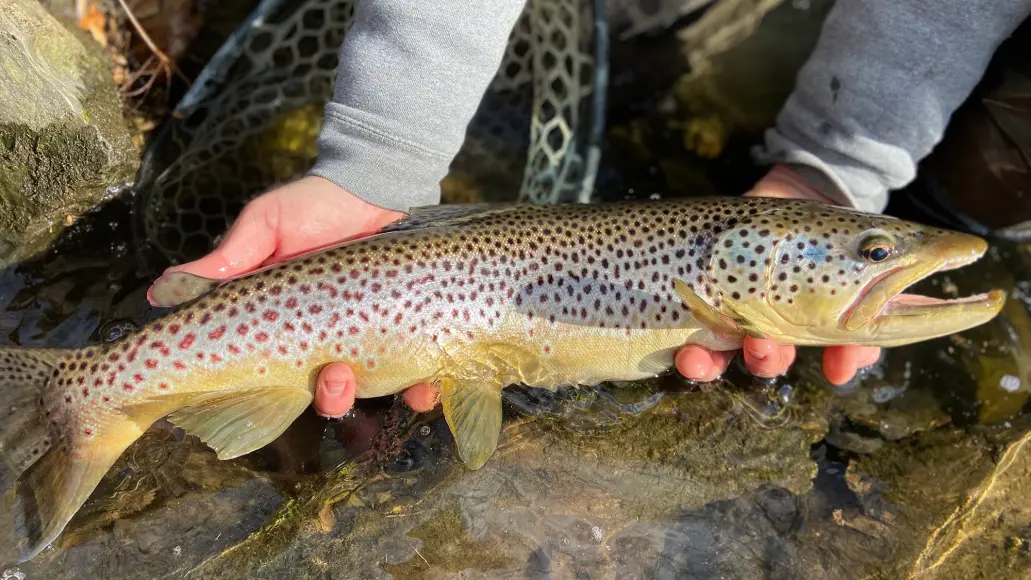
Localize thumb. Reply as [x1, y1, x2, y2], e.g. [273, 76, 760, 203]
[154, 194, 281, 285]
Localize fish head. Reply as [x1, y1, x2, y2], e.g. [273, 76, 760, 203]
[706, 200, 1005, 347]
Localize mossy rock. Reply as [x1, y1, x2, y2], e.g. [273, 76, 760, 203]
[0, 0, 137, 266]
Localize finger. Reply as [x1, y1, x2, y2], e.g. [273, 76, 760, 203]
[742, 337, 791, 377]
[170, 194, 281, 280]
[675, 345, 735, 382]
[313, 363, 358, 418]
[401, 383, 440, 413]
[822, 345, 881, 385]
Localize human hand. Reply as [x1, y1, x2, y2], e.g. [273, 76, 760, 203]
[145, 175, 436, 418]
[674, 164, 882, 385]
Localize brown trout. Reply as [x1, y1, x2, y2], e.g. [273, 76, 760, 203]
[0, 197, 1005, 560]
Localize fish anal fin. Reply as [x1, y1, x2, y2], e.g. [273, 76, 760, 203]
[9, 414, 146, 562]
[166, 387, 312, 460]
[439, 378, 503, 470]
[148, 271, 220, 307]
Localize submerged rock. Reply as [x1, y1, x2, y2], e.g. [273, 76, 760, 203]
[0, 0, 137, 267]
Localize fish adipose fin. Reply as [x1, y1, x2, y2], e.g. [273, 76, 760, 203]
[167, 387, 312, 460]
[0, 346, 147, 562]
[440, 378, 503, 470]
[148, 271, 220, 307]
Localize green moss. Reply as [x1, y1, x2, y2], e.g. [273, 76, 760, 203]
[383, 507, 518, 578]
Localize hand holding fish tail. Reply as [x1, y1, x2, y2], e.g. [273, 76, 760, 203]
[145, 176, 435, 418]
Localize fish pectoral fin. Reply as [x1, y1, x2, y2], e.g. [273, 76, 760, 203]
[167, 387, 312, 460]
[439, 378, 503, 471]
[149, 271, 221, 307]
[671, 278, 753, 336]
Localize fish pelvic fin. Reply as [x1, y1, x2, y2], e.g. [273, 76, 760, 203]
[166, 386, 312, 460]
[0, 346, 147, 562]
[440, 378, 503, 470]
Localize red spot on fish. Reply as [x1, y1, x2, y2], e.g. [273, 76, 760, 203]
[82, 388, 89, 397]
[179, 333, 196, 349]
[108, 353, 119, 362]
[284, 322, 295, 332]
[169, 324, 180, 334]
[200, 313, 212, 324]
[236, 324, 249, 336]
[371, 283, 382, 293]
[285, 297, 298, 309]
[228, 307, 239, 317]
[348, 326, 359, 335]
[300, 284, 312, 294]
[270, 286, 283, 296]
[173, 361, 186, 370]
[94, 378, 103, 387]
[255, 331, 269, 342]
[319, 331, 327, 341]
[158, 383, 169, 390]
[228, 345, 241, 355]
[208, 326, 226, 340]
[302, 322, 313, 333]
[196, 352, 205, 360]
[134, 373, 144, 383]
[278, 345, 288, 355]
[263, 310, 279, 322]
[335, 344, 343, 354]
[145, 359, 158, 369]
[350, 348, 359, 357]
[122, 383, 134, 392]
[245, 302, 257, 313]
[308, 305, 322, 315]
[127, 350, 137, 363]
[103, 395, 110, 401]
[84, 428, 92, 436]
[209, 354, 223, 364]
[64, 395, 72, 403]
[300, 341, 309, 351]
[359, 312, 369, 322]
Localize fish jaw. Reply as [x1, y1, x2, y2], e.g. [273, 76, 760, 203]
[840, 231, 1005, 346]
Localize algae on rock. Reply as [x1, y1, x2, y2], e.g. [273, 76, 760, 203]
[0, 0, 137, 267]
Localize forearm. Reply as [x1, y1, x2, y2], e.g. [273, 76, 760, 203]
[755, 0, 1031, 213]
[309, 0, 526, 212]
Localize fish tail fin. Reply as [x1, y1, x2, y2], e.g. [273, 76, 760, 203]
[0, 346, 146, 562]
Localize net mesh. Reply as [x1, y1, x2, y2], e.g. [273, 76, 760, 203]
[134, 0, 604, 267]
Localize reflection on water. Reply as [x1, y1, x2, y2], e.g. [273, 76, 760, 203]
[1, 189, 1030, 579]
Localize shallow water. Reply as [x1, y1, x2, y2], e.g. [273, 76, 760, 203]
[4, 0, 1031, 576]
[2, 183, 1031, 579]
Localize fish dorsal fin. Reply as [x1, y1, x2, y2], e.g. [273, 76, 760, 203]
[671, 278, 760, 338]
[381, 203, 522, 233]
[148, 271, 221, 307]
[166, 387, 312, 460]
[439, 378, 503, 470]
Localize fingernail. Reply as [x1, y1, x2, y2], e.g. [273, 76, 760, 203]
[324, 379, 347, 396]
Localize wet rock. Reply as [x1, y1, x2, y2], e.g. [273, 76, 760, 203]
[672, 0, 833, 158]
[0, 0, 137, 267]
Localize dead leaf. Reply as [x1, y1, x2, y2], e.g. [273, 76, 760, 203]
[77, 3, 108, 47]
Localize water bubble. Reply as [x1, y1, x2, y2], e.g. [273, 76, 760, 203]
[418, 425, 431, 437]
[777, 385, 793, 405]
[100, 319, 138, 342]
[173, 545, 182, 557]
[1, 569, 25, 580]
[1000, 374, 1021, 393]
[590, 525, 604, 542]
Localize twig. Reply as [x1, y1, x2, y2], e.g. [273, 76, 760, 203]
[112, 0, 191, 96]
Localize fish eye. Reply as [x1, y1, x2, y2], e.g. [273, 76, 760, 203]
[859, 235, 894, 263]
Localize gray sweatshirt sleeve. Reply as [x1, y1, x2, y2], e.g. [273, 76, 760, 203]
[754, 0, 1031, 213]
[308, 0, 527, 213]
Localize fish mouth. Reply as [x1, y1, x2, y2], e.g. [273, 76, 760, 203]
[841, 233, 1006, 346]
